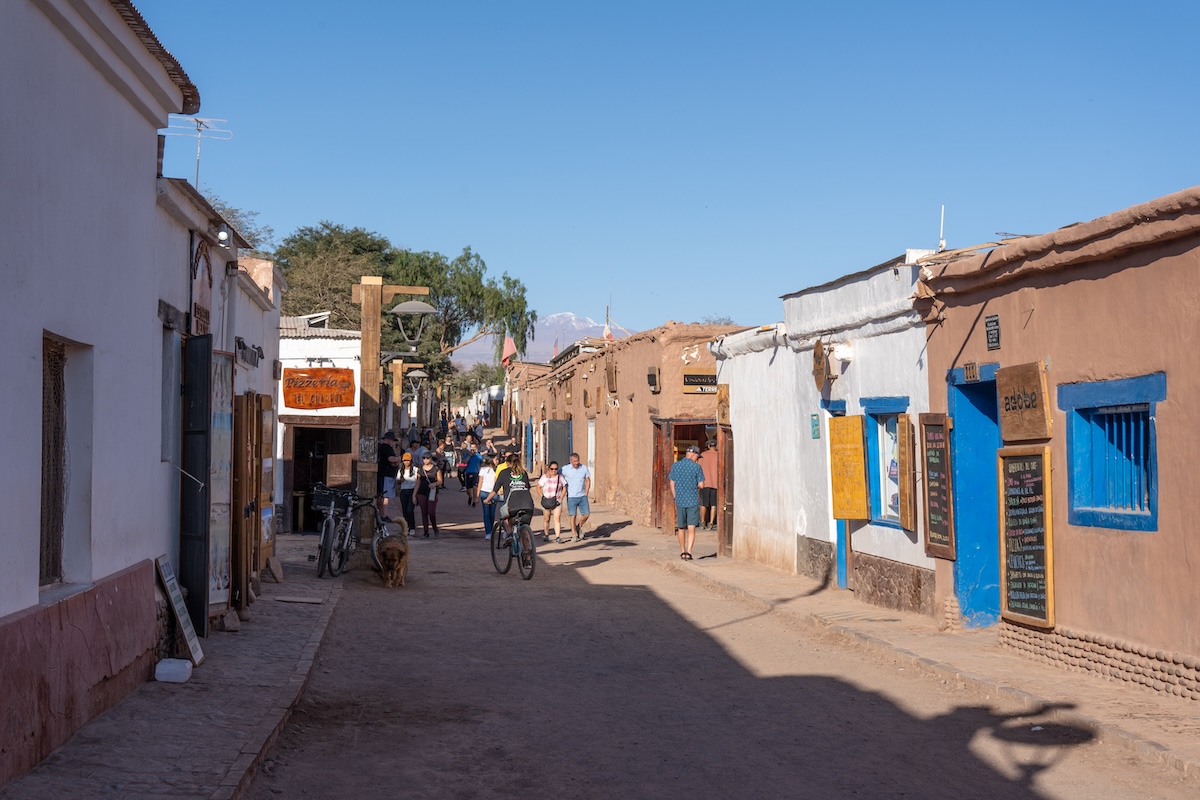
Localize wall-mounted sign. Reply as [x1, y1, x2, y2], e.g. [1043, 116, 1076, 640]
[282, 368, 356, 410]
[829, 416, 869, 520]
[919, 414, 955, 560]
[998, 445, 1054, 628]
[716, 384, 730, 424]
[996, 361, 1051, 442]
[812, 338, 836, 390]
[682, 370, 717, 394]
[810, 414, 821, 439]
[985, 315, 1001, 351]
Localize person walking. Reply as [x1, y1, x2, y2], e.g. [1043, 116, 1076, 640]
[464, 444, 482, 506]
[699, 439, 720, 531]
[377, 431, 400, 522]
[416, 452, 443, 537]
[397, 452, 419, 532]
[669, 445, 706, 560]
[478, 455, 498, 539]
[537, 461, 567, 543]
[560, 452, 591, 541]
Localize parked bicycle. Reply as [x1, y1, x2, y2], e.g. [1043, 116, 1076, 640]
[311, 484, 408, 577]
[489, 508, 536, 580]
[310, 483, 353, 578]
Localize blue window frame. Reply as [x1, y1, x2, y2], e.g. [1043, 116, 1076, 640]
[861, 396, 909, 527]
[1057, 373, 1165, 531]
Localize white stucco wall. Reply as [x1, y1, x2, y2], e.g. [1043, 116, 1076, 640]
[0, 0, 187, 616]
[715, 260, 933, 578]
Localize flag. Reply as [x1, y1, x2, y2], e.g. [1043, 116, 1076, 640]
[552, 331, 559, 358]
[501, 335, 518, 365]
[603, 321, 614, 341]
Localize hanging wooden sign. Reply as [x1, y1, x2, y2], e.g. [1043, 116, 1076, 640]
[920, 414, 955, 560]
[997, 361, 1051, 442]
[282, 368, 355, 410]
[829, 415, 869, 520]
[998, 445, 1054, 628]
[812, 339, 835, 390]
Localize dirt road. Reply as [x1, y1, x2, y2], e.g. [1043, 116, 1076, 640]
[246, 500, 1190, 799]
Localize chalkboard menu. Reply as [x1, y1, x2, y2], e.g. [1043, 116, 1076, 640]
[998, 446, 1054, 628]
[919, 414, 955, 560]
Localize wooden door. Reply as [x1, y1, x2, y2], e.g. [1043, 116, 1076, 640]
[256, 395, 275, 569]
[720, 425, 734, 556]
[232, 392, 255, 611]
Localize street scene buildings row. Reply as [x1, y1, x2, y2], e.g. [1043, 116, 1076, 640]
[508, 189, 1200, 705]
[1, 0, 285, 785]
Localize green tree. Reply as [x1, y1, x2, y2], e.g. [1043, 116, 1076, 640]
[450, 361, 504, 402]
[274, 221, 396, 276]
[383, 246, 537, 359]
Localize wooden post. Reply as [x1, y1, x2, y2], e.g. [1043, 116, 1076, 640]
[354, 280, 431, 507]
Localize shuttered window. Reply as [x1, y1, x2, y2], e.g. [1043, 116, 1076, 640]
[1059, 373, 1165, 531]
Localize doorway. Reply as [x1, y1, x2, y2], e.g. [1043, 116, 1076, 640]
[948, 367, 1001, 627]
[291, 426, 352, 532]
[718, 424, 733, 557]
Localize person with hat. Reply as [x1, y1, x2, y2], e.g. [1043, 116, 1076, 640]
[669, 444, 706, 560]
[397, 451, 420, 532]
[377, 431, 401, 522]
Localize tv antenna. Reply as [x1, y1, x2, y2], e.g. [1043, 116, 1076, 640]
[161, 115, 233, 187]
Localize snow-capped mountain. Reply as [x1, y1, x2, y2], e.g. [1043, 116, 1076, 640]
[451, 311, 629, 367]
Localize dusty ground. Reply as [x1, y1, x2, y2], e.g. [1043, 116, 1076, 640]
[246, 495, 1191, 800]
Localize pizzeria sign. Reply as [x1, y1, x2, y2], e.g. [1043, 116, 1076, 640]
[282, 368, 355, 410]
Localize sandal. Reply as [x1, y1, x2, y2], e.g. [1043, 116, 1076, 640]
[680, 552, 693, 561]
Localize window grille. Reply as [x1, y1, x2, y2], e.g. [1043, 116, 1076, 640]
[41, 338, 66, 585]
[1081, 404, 1151, 513]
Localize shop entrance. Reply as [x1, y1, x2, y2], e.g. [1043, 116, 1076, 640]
[651, 417, 716, 532]
[290, 426, 353, 532]
[948, 366, 1001, 627]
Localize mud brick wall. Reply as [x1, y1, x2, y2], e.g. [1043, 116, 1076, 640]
[851, 552, 936, 616]
[796, 537, 834, 583]
[1001, 623, 1200, 702]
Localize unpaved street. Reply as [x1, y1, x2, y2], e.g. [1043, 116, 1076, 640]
[247, 518, 1191, 800]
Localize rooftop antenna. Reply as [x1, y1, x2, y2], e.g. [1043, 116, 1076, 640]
[161, 115, 233, 187]
[938, 204, 947, 252]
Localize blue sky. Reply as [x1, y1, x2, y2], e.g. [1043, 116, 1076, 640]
[140, 1, 1200, 334]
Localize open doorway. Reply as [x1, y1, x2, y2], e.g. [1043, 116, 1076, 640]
[290, 426, 353, 532]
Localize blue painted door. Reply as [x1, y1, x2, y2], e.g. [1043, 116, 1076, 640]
[949, 375, 1001, 627]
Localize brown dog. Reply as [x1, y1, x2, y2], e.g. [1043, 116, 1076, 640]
[379, 533, 409, 588]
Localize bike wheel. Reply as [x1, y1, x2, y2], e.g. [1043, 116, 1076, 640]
[372, 517, 408, 571]
[490, 518, 512, 574]
[328, 519, 351, 577]
[517, 523, 536, 581]
[317, 516, 333, 577]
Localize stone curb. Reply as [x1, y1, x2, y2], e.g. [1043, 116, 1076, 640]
[655, 557, 1200, 789]
[208, 579, 344, 800]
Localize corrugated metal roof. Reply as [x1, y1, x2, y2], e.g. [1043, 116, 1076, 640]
[110, 1, 200, 114]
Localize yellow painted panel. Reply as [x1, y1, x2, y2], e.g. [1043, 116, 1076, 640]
[829, 415, 869, 520]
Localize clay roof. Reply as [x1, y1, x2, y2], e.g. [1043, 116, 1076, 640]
[110, 0, 200, 114]
[923, 186, 1200, 296]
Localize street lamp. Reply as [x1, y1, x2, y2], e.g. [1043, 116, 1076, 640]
[389, 300, 437, 348]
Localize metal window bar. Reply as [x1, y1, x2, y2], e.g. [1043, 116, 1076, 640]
[1091, 407, 1150, 513]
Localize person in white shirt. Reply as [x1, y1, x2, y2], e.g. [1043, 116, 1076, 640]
[478, 456, 498, 539]
[559, 452, 592, 541]
[397, 453, 420, 532]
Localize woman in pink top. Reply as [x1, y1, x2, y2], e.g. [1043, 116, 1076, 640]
[537, 462, 568, 543]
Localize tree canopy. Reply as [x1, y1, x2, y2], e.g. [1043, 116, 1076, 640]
[203, 190, 276, 259]
[269, 222, 535, 383]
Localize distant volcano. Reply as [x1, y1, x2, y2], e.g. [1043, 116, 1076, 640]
[451, 312, 630, 366]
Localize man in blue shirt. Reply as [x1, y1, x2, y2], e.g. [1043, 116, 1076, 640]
[669, 445, 706, 560]
[559, 452, 592, 541]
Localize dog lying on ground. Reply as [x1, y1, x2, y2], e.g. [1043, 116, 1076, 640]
[379, 534, 409, 588]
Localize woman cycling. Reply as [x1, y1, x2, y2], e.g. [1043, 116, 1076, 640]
[490, 453, 534, 545]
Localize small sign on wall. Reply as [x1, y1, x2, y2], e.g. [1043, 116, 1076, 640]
[997, 361, 1051, 442]
[810, 414, 820, 439]
[682, 370, 717, 394]
[985, 315, 1001, 350]
[282, 368, 356, 409]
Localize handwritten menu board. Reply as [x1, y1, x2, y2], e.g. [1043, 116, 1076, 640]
[919, 414, 955, 560]
[998, 446, 1054, 628]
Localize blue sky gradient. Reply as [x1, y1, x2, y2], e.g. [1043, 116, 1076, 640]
[139, 1, 1200, 332]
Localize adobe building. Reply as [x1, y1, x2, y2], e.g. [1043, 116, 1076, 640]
[918, 187, 1200, 699]
[507, 322, 738, 529]
[712, 253, 935, 615]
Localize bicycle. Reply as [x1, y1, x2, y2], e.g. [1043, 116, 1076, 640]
[489, 507, 536, 580]
[310, 484, 353, 578]
[344, 491, 409, 572]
